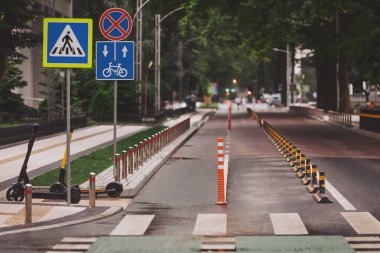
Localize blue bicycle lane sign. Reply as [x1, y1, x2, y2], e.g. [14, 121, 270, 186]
[96, 41, 134, 80]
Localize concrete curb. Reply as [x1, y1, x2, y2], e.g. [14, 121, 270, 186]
[0, 206, 123, 237]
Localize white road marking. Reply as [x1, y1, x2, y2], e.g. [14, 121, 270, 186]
[110, 214, 154, 235]
[52, 244, 91, 250]
[61, 237, 97, 243]
[39, 206, 86, 222]
[346, 237, 380, 242]
[342, 212, 380, 234]
[270, 213, 308, 235]
[350, 244, 380, 249]
[193, 214, 227, 235]
[326, 180, 356, 211]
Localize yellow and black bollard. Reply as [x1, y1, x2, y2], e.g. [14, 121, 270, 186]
[313, 171, 332, 203]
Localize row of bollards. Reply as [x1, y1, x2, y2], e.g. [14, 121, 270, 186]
[247, 108, 332, 203]
[112, 118, 191, 182]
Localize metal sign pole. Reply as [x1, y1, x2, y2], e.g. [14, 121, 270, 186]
[66, 69, 71, 206]
[113, 80, 117, 169]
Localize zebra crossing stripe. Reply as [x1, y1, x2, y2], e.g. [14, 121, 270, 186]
[52, 244, 91, 250]
[61, 237, 97, 243]
[110, 215, 154, 235]
[341, 212, 380, 234]
[193, 214, 227, 235]
[270, 213, 308, 235]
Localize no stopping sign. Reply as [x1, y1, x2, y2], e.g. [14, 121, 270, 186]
[99, 8, 132, 41]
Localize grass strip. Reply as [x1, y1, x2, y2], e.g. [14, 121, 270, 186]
[30, 125, 166, 186]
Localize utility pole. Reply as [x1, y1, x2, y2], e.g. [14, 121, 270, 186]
[154, 7, 184, 112]
[136, 0, 144, 116]
[155, 14, 161, 112]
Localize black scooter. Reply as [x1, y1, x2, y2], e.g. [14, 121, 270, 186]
[49, 128, 123, 198]
[6, 124, 81, 203]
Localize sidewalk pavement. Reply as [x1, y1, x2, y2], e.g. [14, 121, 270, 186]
[0, 125, 149, 185]
[0, 110, 214, 235]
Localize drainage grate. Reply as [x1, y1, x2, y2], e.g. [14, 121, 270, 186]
[169, 157, 197, 160]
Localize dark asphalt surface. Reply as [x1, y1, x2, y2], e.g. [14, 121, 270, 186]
[1, 109, 378, 252]
[261, 112, 380, 218]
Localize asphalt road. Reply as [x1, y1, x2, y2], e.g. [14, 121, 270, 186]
[1, 109, 379, 252]
[261, 112, 380, 217]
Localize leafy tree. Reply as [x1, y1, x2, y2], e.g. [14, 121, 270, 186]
[0, 0, 41, 80]
[88, 87, 113, 121]
[0, 61, 28, 120]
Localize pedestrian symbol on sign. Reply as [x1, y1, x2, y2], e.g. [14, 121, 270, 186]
[49, 25, 85, 57]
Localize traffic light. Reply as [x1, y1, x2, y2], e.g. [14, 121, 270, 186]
[225, 88, 230, 93]
[233, 79, 237, 85]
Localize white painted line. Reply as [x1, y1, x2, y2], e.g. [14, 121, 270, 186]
[345, 237, 380, 242]
[326, 180, 356, 211]
[61, 237, 97, 243]
[193, 214, 227, 235]
[350, 244, 380, 249]
[110, 215, 154, 235]
[342, 212, 380, 234]
[270, 213, 308, 235]
[46, 251, 84, 253]
[52, 244, 91, 250]
[224, 154, 229, 202]
[39, 206, 86, 222]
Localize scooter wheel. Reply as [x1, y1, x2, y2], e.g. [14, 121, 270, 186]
[105, 182, 123, 198]
[49, 183, 66, 193]
[6, 184, 25, 202]
[70, 186, 81, 204]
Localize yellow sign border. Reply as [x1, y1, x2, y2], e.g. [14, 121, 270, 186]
[43, 18, 93, 68]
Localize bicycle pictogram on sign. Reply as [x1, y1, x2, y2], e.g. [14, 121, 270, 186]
[103, 62, 128, 78]
[99, 8, 132, 41]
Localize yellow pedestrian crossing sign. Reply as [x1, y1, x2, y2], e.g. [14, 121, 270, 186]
[43, 18, 93, 68]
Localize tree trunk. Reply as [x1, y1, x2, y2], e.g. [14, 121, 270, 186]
[0, 56, 7, 81]
[338, 55, 351, 113]
[315, 56, 337, 112]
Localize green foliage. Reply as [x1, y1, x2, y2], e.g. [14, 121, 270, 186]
[0, 61, 28, 120]
[0, 0, 41, 79]
[30, 125, 166, 186]
[88, 87, 113, 121]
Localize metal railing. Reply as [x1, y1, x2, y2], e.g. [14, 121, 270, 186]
[290, 106, 352, 127]
[327, 111, 352, 127]
[289, 106, 324, 121]
[0, 116, 87, 146]
[116, 117, 191, 181]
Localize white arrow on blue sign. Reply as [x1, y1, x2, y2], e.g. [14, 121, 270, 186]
[96, 41, 134, 80]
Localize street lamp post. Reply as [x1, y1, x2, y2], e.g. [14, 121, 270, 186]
[144, 61, 153, 118]
[134, 0, 152, 116]
[273, 45, 291, 107]
[154, 7, 184, 112]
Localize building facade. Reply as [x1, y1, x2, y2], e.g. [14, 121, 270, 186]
[16, 0, 73, 109]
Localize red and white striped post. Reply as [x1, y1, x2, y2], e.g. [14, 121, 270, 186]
[228, 104, 232, 131]
[216, 137, 226, 205]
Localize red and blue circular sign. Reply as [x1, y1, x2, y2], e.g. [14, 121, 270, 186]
[99, 8, 132, 41]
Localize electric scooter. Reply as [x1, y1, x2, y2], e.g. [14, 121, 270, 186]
[6, 124, 81, 203]
[49, 128, 123, 198]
